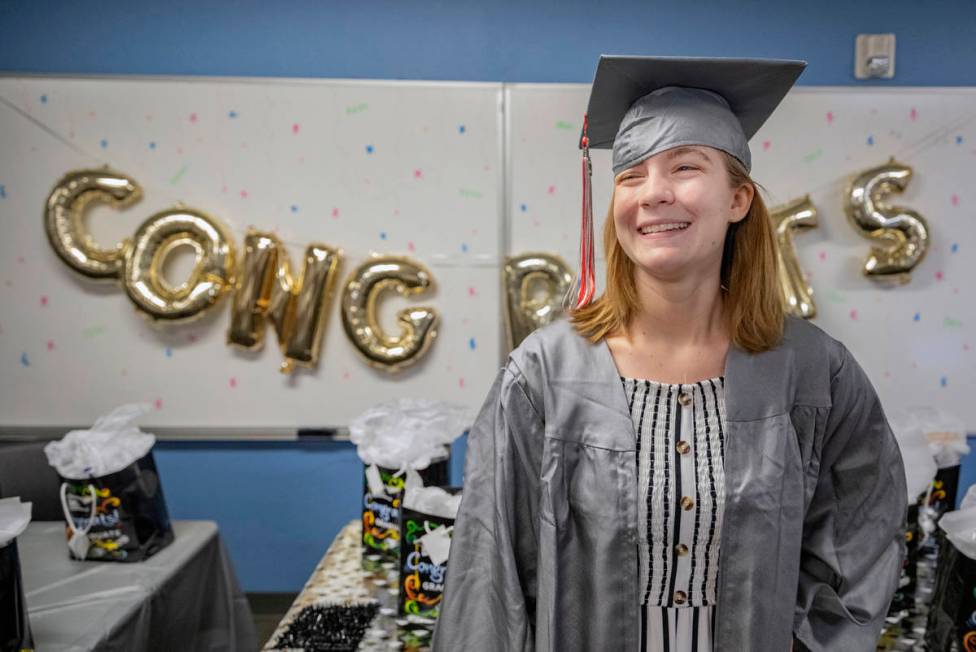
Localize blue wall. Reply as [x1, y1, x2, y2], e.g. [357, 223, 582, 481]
[3, 0, 975, 591]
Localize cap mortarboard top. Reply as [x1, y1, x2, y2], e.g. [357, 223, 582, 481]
[582, 56, 807, 174]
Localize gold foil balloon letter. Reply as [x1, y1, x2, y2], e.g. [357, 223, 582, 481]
[341, 256, 438, 373]
[44, 168, 141, 280]
[503, 252, 573, 350]
[770, 196, 818, 319]
[123, 206, 236, 322]
[227, 230, 342, 373]
[844, 158, 929, 284]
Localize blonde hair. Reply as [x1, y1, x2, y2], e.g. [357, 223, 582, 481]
[569, 151, 785, 353]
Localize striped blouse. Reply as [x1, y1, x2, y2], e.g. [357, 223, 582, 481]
[620, 376, 728, 652]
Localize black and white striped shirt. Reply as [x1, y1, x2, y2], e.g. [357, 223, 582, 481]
[621, 376, 727, 652]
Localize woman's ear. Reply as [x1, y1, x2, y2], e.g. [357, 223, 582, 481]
[730, 182, 754, 223]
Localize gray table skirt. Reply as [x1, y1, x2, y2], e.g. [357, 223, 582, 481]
[22, 520, 258, 652]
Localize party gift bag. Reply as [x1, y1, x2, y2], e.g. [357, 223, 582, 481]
[351, 399, 469, 562]
[45, 404, 175, 562]
[0, 498, 34, 652]
[361, 460, 449, 562]
[398, 478, 462, 620]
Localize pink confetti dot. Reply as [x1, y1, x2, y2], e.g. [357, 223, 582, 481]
[964, 344, 971, 351]
[468, 286, 477, 297]
[935, 271, 944, 281]
[393, 208, 400, 216]
[221, 184, 228, 193]
[331, 207, 340, 218]
[910, 108, 918, 121]
[239, 189, 248, 198]
[951, 194, 960, 206]
[88, 111, 96, 118]
[47, 339, 55, 351]
[849, 309, 858, 320]
[458, 377, 465, 388]
[342, 370, 351, 380]
[153, 398, 163, 410]
[189, 112, 198, 123]
[176, 146, 183, 155]
[532, 219, 541, 227]
[16, 256, 24, 264]
[187, 333, 199, 343]
[483, 164, 491, 172]
[762, 140, 771, 151]
[817, 251, 827, 262]
[826, 111, 834, 125]
[461, 318, 470, 326]
[414, 169, 423, 179]
[884, 371, 891, 379]
[291, 123, 300, 134]
[229, 377, 237, 388]
[40, 296, 48, 307]
[547, 185, 556, 195]
[407, 241, 416, 252]
[145, 114, 153, 122]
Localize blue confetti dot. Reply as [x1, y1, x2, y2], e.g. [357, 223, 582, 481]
[165, 347, 172, 358]
[866, 135, 874, 146]
[366, 145, 374, 154]
[148, 142, 156, 150]
[951, 242, 959, 253]
[468, 337, 476, 350]
[379, 232, 387, 240]
[520, 203, 528, 212]
[940, 376, 948, 388]
[461, 243, 469, 253]
[956, 135, 964, 145]
[20, 353, 29, 367]
[100, 138, 108, 149]
[913, 312, 921, 322]
[458, 125, 466, 134]
[228, 110, 238, 118]
[0, 185, 6, 199]
[40, 94, 47, 104]
[290, 204, 299, 213]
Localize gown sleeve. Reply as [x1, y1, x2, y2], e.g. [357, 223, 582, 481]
[431, 359, 545, 652]
[793, 345, 908, 651]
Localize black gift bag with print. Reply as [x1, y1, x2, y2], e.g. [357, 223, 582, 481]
[925, 535, 976, 651]
[361, 458, 449, 564]
[59, 451, 174, 562]
[0, 538, 34, 652]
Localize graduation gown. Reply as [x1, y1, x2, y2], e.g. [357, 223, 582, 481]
[431, 316, 907, 652]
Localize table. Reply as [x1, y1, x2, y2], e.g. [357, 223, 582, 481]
[22, 520, 258, 652]
[264, 521, 435, 651]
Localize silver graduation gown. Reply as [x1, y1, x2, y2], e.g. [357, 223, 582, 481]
[432, 316, 907, 652]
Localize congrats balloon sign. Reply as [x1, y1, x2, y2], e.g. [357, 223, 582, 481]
[45, 168, 439, 374]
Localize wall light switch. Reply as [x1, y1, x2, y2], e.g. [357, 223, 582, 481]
[855, 34, 896, 79]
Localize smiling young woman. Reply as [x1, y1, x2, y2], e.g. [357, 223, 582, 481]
[433, 56, 906, 652]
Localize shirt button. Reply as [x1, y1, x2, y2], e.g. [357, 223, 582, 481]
[676, 440, 691, 455]
[678, 391, 692, 407]
[673, 590, 687, 605]
[680, 496, 695, 511]
[676, 543, 689, 556]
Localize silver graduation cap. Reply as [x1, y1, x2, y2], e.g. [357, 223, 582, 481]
[564, 55, 807, 310]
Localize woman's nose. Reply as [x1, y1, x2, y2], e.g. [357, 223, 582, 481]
[638, 171, 675, 206]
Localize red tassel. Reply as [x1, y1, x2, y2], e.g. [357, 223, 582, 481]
[564, 114, 596, 310]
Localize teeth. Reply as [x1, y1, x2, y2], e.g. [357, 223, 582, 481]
[639, 222, 689, 234]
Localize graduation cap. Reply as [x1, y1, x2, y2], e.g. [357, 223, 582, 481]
[564, 55, 807, 310]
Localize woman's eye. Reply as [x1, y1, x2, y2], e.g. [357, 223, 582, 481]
[675, 165, 698, 172]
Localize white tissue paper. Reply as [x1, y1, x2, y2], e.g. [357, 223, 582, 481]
[889, 415, 939, 502]
[0, 497, 32, 547]
[891, 406, 969, 469]
[44, 403, 156, 479]
[939, 500, 976, 560]
[349, 399, 472, 471]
